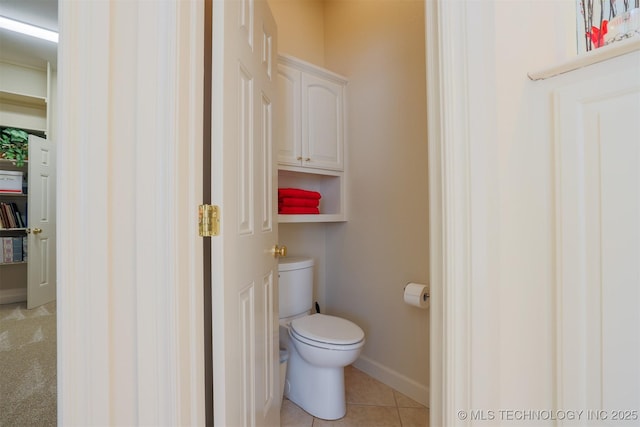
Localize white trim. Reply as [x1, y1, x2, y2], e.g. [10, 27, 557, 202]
[528, 37, 640, 80]
[57, 1, 204, 424]
[425, 1, 443, 424]
[426, 1, 472, 426]
[58, 1, 111, 421]
[278, 53, 348, 84]
[353, 355, 429, 407]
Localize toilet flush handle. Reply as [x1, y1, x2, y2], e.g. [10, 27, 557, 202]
[272, 244, 287, 258]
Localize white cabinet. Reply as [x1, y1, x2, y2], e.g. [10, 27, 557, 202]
[276, 55, 348, 223]
[277, 55, 346, 171]
[277, 63, 302, 166]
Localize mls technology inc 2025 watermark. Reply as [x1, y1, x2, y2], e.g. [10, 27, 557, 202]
[456, 409, 638, 422]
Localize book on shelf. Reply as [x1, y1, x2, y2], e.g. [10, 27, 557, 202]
[0, 202, 24, 229]
[2, 237, 13, 263]
[10, 202, 24, 227]
[7, 204, 16, 228]
[0, 204, 10, 228]
[0, 236, 25, 264]
[11, 237, 22, 262]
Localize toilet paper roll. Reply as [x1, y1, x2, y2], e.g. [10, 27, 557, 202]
[404, 283, 429, 309]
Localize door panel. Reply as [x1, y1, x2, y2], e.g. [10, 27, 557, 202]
[211, 0, 279, 426]
[554, 66, 640, 416]
[27, 135, 56, 309]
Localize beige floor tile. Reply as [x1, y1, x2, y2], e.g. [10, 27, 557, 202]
[282, 365, 430, 427]
[399, 407, 429, 427]
[393, 390, 425, 408]
[344, 365, 396, 406]
[280, 398, 313, 427]
[313, 405, 401, 427]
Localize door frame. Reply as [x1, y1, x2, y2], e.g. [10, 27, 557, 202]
[56, 0, 462, 424]
[425, 1, 472, 425]
[57, 0, 205, 424]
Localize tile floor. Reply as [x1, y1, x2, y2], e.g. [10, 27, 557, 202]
[280, 365, 429, 427]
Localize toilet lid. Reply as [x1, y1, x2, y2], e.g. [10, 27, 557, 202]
[290, 313, 364, 346]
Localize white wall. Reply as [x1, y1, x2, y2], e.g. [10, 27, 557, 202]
[323, 0, 430, 404]
[268, 0, 326, 66]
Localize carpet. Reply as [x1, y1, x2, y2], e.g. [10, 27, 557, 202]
[0, 300, 56, 426]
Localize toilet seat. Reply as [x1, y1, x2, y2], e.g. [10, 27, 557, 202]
[290, 314, 365, 351]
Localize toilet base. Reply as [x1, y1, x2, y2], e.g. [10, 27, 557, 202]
[285, 341, 347, 420]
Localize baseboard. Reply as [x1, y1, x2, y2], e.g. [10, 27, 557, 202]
[0, 288, 27, 305]
[353, 355, 429, 407]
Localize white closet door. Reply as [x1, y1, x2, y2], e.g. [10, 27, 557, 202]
[27, 135, 56, 309]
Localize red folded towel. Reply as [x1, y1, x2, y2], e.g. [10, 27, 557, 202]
[278, 188, 321, 200]
[278, 197, 320, 208]
[279, 206, 320, 214]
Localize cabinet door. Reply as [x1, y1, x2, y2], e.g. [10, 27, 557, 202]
[276, 64, 302, 166]
[301, 73, 344, 171]
[27, 135, 56, 309]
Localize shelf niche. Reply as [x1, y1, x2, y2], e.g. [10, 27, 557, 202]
[278, 167, 346, 223]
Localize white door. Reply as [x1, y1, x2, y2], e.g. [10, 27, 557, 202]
[27, 135, 56, 309]
[211, 1, 280, 426]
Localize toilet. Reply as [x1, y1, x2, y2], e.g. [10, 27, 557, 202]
[278, 256, 365, 420]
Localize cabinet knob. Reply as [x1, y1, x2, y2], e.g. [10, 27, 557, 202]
[304, 158, 311, 162]
[296, 156, 303, 161]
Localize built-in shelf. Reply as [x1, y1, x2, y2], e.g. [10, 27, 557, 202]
[0, 90, 48, 135]
[278, 214, 346, 223]
[0, 90, 47, 107]
[528, 37, 640, 80]
[0, 159, 29, 176]
[278, 166, 346, 223]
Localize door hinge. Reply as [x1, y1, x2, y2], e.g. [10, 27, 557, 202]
[199, 204, 220, 237]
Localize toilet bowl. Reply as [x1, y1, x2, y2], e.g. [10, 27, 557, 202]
[278, 257, 365, 420]
[289, 313, 364, 367]
[284, 313, 364, 419]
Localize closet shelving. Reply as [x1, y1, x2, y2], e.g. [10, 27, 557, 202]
[0, 59, 56, 307]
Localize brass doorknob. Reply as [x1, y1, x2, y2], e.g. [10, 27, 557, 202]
[272, 245, 287, 258]
[27, 228, 43, 234]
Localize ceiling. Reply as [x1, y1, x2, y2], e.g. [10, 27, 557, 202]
[0, 0, 58, 68]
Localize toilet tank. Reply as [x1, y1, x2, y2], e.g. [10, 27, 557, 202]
[278, 257, 314, 319]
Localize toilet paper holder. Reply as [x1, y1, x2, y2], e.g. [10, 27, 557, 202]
[404, 282, 430, 309]
[404, 282, 430, 300]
